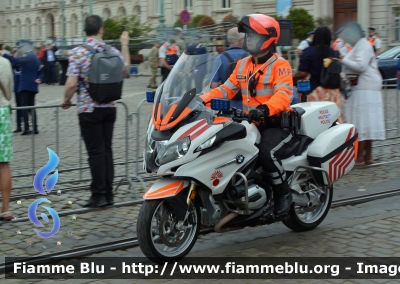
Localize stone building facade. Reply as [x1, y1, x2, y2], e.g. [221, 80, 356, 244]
[0, 0, 398, 52]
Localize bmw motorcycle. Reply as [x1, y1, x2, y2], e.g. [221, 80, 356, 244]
[137, 53, 358, 263]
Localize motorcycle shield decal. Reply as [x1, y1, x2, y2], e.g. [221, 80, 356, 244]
[210, 170, 223, 186]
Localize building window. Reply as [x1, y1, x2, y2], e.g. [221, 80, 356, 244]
[222, 0, 231, 9]
[184, 0, 192, 11]
[155, 0, 161, 15]
[118, 7, 126, 16]
[16, 19, 22, 39]
[394, 7, 400, 41]
[36, 18, 42, 39]
[19, 0, 23, 6]
[103, 8, 111, 19]
[71, 14, 78, 36]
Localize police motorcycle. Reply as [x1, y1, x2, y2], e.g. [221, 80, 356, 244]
[137, 53, 358, 263]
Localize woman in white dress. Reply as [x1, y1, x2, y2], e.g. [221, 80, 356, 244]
[341, 22, 385, 166]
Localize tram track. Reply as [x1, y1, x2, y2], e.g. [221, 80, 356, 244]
[1, 188, 400, 273]
[5, 187, 400, 224]
[5, 176, 159, 203]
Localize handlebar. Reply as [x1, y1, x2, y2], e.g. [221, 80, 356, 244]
[231, 108, 252, 123]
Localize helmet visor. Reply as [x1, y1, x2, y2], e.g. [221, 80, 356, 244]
[244, 32, 269, 54]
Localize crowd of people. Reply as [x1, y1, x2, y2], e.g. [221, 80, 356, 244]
[0, 13, 390, 217]
[294, 24, 385, 166]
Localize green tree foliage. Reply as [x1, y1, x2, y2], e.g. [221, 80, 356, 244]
[188, 14, 207, 28]
[286, 8, 315, 40]
[103, 15, 152, 41]
[174, 19, 184, 28]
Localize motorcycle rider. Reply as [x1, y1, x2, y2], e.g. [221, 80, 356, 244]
[200, 14, 294, 217]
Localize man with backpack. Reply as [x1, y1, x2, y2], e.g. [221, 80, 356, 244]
[61, 15, 130, 208]
[210, 27, 247, 109]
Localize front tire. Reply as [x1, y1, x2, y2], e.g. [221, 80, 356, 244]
[137, 199, 200, 263]
[283, 183, 333, 232]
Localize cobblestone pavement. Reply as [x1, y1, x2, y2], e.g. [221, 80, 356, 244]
[1, 73, 400, 283]
[3, 182, 400, 284]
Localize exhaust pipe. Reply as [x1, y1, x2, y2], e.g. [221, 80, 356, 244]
[214, 212, 241, 233]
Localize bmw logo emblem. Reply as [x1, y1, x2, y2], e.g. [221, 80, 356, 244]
[236, 155, 245, 164]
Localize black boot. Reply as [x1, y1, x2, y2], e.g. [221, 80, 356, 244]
[273, 181, 293, 217]
[84, 195, 108, 208]
[106, 193, 114, 206]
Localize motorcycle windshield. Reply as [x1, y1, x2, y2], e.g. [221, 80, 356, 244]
[152, 52, 221, 131]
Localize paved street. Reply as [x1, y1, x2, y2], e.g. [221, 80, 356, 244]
[1, 68, 400, 283]
[3, 179, 400, 284]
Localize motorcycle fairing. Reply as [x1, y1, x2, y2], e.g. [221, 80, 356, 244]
[143, 178, 189, 199]
[173, 135, 259, 195]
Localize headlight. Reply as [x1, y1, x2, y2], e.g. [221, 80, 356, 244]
[155, 137, 191, 166]
[195, 135, 216, 152]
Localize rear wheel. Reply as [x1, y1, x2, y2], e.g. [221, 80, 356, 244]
[283, 182, 333, 232]
[137, 199, 200, 263]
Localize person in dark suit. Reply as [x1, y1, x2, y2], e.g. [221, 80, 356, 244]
[185, 33, 207, 55]
[1, 39, 41, 135]
[42, 40, 58, 85]
[13, 63, 22, 132]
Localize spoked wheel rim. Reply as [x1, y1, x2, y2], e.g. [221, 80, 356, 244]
[150, 200, 197, 257]
[293, 185, 331, 224]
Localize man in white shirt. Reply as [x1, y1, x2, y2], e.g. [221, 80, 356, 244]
[368, 27, 381, 56]
[296, 30, 314, 55]
[159, 31, 180, 82]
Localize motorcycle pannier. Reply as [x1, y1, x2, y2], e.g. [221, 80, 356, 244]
[307, 124, 358, 185]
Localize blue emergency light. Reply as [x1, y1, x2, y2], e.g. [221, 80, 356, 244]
[297, 80, 311, 92]
[211, 98, 230, 111]
[146, 91, 155, 103]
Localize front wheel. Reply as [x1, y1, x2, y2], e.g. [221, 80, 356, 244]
[283, 183, 333, 232]
[136, 199, 200, 263]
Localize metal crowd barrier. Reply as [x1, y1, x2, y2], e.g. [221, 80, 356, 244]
[10, 101, 142, 194]
[382, 79, 400, 139]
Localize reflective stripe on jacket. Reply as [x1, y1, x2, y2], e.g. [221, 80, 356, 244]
[162, 44, 178, 55]
[201, 53, 293, 116]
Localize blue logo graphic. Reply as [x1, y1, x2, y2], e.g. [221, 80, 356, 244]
[28, 148, 61, 238]
[33, 148, 59, 195]
[28, 198, 61, 238]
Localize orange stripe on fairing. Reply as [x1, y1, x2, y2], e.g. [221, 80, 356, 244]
[160, 107, 192, 131]
[152, 103, 163, 130]
[161, 104, 177, 126]
[143, 181, 185, 199]
[213, 117, 231, 124]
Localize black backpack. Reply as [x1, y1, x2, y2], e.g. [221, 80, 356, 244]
[320, 58, 342, 89]
[222, 51, 249, 100]
[82, 44, 123, 103]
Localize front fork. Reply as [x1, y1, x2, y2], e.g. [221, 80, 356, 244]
[176, 182, 197, 229]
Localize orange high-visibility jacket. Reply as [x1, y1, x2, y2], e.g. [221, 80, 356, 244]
[345, 44, 353, 52]
[332, 38, 343, 51]
[162, 44, 178, 55]
[368, 36, 379, 46]
[201, 53, 293, 117]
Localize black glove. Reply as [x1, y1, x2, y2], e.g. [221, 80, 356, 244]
[248, 105, 270, 123]
[248, 109, 265, 123]
[232, 107, 245, 118]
